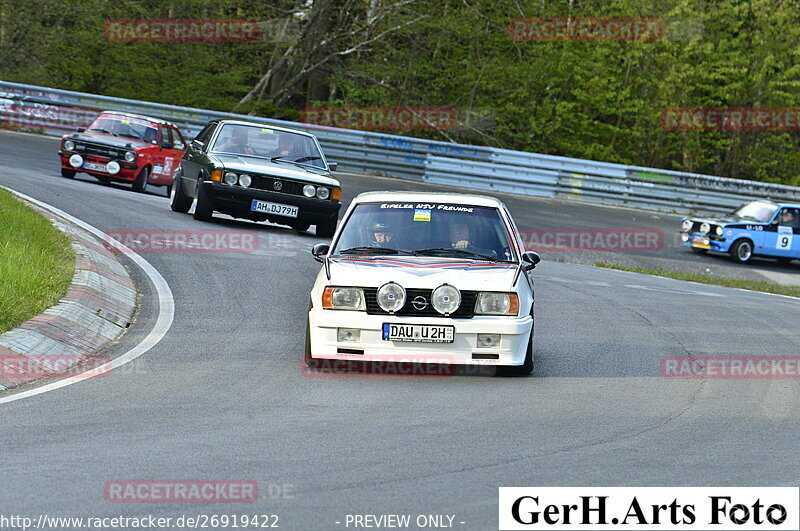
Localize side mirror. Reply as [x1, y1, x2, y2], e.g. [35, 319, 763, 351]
[312, 243, 330, 263]
[77, 128, 85, 133]
[522, 251, 541, 271]
[328, 161, 338, 171]
[191, 139, 205, 151]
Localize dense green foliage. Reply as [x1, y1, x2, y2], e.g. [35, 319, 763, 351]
[2, 0, 799, 184]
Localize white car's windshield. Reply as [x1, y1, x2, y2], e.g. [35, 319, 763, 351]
[210, 124, 325, 169]
[732, 201, 779, 222]
[87, 115, 159, 143]
[332, 202, 517, 262]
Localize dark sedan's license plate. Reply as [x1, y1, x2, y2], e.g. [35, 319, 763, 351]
[382, 323, 455, 343]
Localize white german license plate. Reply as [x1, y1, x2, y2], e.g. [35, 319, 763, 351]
[250, 199, 299, 218]
[382, 323, 454, 343]
[83, 162, 107, 172]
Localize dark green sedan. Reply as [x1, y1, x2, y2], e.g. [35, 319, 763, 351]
[171, 119, 342, 237]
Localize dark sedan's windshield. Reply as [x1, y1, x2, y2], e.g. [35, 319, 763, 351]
[732, 201, 779, 222]
[332, 202, 517, 262]
[210, 124, 325, 169]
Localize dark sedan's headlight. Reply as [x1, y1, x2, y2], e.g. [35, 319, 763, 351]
[223, 172, 238, 185]
[316, 187, 330, 200]
[239, 174, 251, 188]
[124, 151, 136, 163]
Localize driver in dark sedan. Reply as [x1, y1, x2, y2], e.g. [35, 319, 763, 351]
[216, 127, 255, 155]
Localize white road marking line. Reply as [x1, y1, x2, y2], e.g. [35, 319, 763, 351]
[0, 187, 174, 404]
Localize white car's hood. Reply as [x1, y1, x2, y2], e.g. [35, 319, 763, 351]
[328, 256, 519, 291]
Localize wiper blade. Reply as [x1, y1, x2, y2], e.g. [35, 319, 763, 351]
[337, 246, 413, 256]
[413, 247, 497, 261]
[88, 128, 116, 136]
[118, 133, 142, 140]
[270, 156, 319, 168]
[293, 156, 322, 163]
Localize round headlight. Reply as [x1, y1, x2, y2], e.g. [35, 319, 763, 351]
[106, 161, 120, 175]
[700, 222, 710, 234]
[64, 140, 75, 151]
[223, 172, 238, 185]
[432, 284, 461, 315]
[376, 282, 406, 313]
[124, 151, 136, 163]
[316, 187, 330, 200]
[715, 226, 723, 236]
[681, 219, 693, 232]
[239, 174, 252, 188]
[69, 154, 83, 168]
[303, 184, 316, 198]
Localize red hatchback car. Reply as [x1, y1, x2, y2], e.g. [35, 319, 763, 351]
[59, 111, 187, 195]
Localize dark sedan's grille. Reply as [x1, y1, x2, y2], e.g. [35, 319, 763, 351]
[364, 288, 478, 319]
[73, 142, 125, 160]
[249, 175, 305, 196]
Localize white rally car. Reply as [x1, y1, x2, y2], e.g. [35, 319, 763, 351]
[305, 191, 540, 375]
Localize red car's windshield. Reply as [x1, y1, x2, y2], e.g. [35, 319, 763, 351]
[87, 115, 159, 144]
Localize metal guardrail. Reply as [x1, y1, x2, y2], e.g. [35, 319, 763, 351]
[2, 79, 800, 215]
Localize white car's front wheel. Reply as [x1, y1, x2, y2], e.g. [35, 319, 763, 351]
[497, 326, 534, 376]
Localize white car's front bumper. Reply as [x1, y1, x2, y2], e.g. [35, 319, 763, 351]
[308, 309, 533, 366]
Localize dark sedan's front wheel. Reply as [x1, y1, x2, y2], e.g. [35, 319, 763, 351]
[193, 178, 213, 221]
[316, 216, 337, 238]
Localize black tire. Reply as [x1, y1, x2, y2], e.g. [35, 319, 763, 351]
[165, 185, 172, 198]
[132, 167, 149, 193]
[316, 216, 337, 238]
[304, 318, 314, 368]
[61, 168, 76, 179]
[291, 222, 311, 232]
[192, 177, 213, 221]
[497, 327, 534, 377]
[730, 239, 754, 263]
[170, 179, 191, 213]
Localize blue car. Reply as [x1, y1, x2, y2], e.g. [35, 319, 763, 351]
[680, 200, 800, 263]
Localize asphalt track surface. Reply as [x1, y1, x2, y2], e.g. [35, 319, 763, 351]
[1, 130, 799, 530]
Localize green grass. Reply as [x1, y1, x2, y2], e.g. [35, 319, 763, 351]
[0, 189, 75, 333]
[593, 261, 800, 299]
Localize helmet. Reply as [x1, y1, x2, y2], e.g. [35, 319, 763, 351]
[369, 221, 394, 244]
